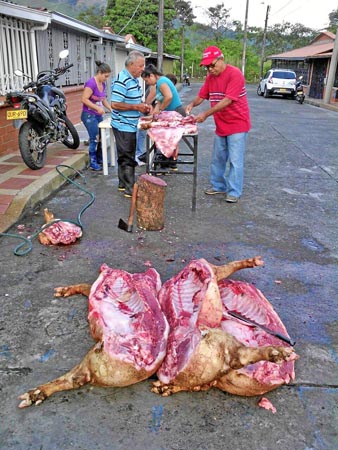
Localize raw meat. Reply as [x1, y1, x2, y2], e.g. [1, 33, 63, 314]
[215, 279, 297, 396]
[17, 256, 298, 408]
[138, 111, 198, 157]
[152, 257, 297, 397]
[258, 397, 277, 413]
[18, 264, 169, 408]
[38, 208, 82, 245]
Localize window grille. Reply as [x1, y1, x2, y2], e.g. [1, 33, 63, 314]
[0, 15, 32, 95]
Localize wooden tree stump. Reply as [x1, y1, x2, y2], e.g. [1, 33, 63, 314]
[136, 174, 167, 231]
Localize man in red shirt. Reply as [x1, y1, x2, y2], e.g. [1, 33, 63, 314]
[186, 46, 251, 203]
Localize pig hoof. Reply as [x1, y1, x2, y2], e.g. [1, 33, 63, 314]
[269, 347, 294, 363]
[18, 389, 47, 408]
[151, 382, 173, 396]
[54, 287, 72, 297]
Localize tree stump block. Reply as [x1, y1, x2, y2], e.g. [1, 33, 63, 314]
[136, 174, 167, 231]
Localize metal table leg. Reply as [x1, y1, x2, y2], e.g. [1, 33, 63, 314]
[146, 133, 198, 211]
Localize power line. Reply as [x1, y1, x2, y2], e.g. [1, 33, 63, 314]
[117, 0, 144, 35]
[270, 0, 294, 17]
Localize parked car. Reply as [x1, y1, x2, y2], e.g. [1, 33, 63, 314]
[257, 69, 297, 98]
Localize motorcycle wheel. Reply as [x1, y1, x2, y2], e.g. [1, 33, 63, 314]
[61, 115, 80, 149]
[18, 121, 47, 170]
[299, 95, 305, 104]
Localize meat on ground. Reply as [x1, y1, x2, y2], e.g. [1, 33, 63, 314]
[18, 264, 169, 408]
[38, 208, 82, 245]
[152, 257, 297, 397]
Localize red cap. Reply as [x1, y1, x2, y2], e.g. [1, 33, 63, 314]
[200, 46, 223, 66]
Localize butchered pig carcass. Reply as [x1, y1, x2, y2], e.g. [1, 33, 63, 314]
[152, 256, 297, 397]
[18, 256, 297, 408]
[18, 264, 169, 408]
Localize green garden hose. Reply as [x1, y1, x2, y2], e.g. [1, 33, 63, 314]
[0, 165, 95, 256]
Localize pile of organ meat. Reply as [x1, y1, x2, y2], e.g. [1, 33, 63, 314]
[38, 208, 82, 245]
[138, 111, 198, 158]
[18, 256, 298, 408]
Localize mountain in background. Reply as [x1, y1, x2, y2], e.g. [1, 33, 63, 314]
[10, 0, 106, 19]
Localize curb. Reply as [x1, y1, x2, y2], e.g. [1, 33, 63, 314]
[304, 98, 338, 113]
[0, 152, 88, 233]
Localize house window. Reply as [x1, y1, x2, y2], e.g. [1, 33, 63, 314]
[0, 15, 32, 94]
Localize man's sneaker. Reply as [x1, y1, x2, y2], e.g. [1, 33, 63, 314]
[138, 152, 147, 163]
[169, 157, 178, 171]
[124, 192, 132, 198]
[225, 195, 239, 203]
[204, 187, 226, 195]
[135, 157, 146, 166]
[118, 186, 125, 191]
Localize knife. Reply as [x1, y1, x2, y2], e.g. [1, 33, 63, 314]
[227, 310, 296, 346]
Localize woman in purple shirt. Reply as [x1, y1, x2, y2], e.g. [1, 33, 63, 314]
[81, 61, 112, 170]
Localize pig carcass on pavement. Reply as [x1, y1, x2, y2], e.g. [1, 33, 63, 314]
[18, 257, 297, 408]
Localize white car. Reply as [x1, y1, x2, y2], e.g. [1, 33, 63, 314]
[257, 69, 297, 98]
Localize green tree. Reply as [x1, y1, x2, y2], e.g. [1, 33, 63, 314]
[328, 8, 338, 32]
[264, 22, 316, 57]
[104, 0, 176, 48]
[205, 3, 230, 43]
[77, 5, 106, 29]
[174, 1, 195, 79]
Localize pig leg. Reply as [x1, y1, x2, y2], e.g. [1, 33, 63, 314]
[43, 208, 55, 223]
[151, 330, 295, 397]
[230, 345, 295, 370]
[54, 283, 91, 298]
[18, 350, 93, 408]
[18, 343, 152, 408]
[210, 256, 264, 282]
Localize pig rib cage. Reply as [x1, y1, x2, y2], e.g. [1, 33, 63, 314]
[145, 132, 198, 212]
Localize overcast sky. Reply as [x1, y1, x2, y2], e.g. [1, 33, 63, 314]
[190, 0, 337, 30]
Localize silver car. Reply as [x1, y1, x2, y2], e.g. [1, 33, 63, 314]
[257, 69, 297, 98]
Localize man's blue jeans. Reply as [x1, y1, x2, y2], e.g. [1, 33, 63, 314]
[210, 132, 247, 198]
[81, 111, 103, 155]
[136, 128, 147, 158]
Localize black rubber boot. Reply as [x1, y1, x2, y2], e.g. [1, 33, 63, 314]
[96, 141, 103, 165]
[118, 165, 125, 191]
[123, 165, 135, 197]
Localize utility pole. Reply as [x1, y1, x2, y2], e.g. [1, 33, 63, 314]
[259, 5, 270, 79]
[157, 0, 164, 72]
[241, 0, 250, 75]
[180, 25, 185, 82]
[324, 27, 338, 104]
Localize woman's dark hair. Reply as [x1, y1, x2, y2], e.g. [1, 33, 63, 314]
[95, 60, 111, 74]
[165, 73, 177, 85]
[141, 64, 163, 78]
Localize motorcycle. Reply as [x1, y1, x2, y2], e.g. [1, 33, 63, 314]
[294, 75, 305, 104]
[183, 74, 190, 86]
[6, 49, 80, 170]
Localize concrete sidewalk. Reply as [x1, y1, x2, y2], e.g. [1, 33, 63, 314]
[304, 97, 338, 113]
[0, 124, 89, 233]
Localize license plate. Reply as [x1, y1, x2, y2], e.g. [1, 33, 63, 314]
[279, 88, 287, 92]
[6, 109, 27, 120]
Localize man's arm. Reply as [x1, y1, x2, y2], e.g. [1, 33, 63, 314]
[185, 96, 205, 115]
[195, 97, 232, 123]
[111, 101, 150, 114]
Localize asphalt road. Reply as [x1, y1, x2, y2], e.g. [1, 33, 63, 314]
[0, 83, 337, 450]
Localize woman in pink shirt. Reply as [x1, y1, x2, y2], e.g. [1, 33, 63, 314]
[81, 61, 112, 171]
